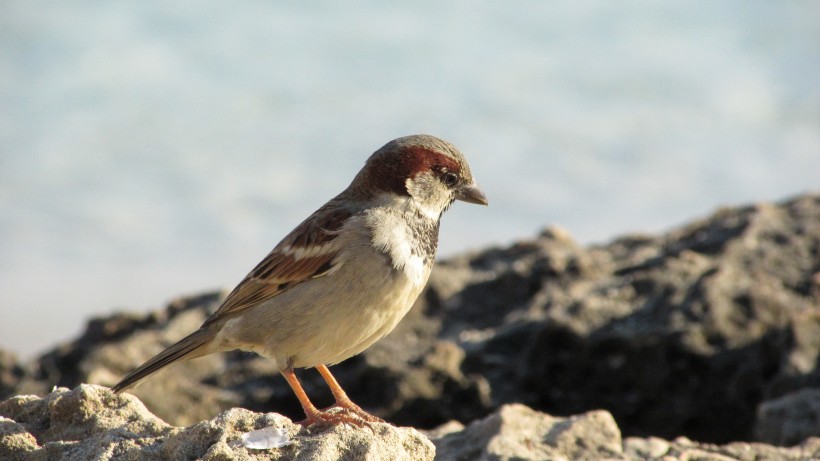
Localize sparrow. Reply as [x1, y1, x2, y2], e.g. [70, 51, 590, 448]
[112, 134, 487, 427]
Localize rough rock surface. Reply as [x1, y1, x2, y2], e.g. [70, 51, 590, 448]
[2, 193, 819, 450]
[3, 386, 818, 461]
[0, 385, 434, 461]
[431, 403, 820, 461]
[432, 403, 623, 460]
[755, 388, 820, 447]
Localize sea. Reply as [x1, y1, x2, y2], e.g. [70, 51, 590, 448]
[1, 0, 818, 358]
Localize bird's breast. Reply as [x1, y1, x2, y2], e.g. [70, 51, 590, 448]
[363, 202, 439, 287]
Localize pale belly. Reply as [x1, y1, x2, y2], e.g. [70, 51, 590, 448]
[214, 249, 430, 370]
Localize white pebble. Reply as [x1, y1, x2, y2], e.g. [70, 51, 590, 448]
[240, 425, 291, 450]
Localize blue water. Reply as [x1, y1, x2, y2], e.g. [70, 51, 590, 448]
[2, 0, 819, 358]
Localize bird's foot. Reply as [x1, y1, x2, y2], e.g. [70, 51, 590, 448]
[298, 408, 371, 430]
[324, 400, 385, 424]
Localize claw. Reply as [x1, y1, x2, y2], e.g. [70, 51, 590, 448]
[323, 401, 384, 424]
[299, 408, 368, 430]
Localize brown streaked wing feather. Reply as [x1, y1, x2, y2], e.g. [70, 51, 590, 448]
[203, 206, 353, 325]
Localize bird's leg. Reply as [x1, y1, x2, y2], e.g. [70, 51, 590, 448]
[315, 364, 384, 423]
[281, 366, 323, 424]
[281, 365, 366, 428]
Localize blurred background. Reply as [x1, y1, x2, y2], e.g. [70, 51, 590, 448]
[1, 1, 818, 359]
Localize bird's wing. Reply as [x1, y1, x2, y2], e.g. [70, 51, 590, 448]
[204, 205, 354, 325]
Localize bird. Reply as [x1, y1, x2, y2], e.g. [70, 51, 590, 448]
[111, 134, 487, 427]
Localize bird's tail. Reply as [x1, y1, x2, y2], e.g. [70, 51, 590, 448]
[112, 327, 214, 392]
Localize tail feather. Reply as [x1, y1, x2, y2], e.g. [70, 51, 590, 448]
[112, 328, 214, 392]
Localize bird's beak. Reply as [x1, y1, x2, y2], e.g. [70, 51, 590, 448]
[456, 182, 488, 206]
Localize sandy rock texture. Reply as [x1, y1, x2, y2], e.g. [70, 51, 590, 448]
[0, 385, 434, 461]
[1, 193, 819, 459]
[431, 404, 819, 461]
[2, 386, 817, 461]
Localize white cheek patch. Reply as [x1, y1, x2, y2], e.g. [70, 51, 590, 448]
[405, 176, 451, 221]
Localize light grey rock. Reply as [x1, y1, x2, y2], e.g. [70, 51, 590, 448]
[430, 405, 820, 461]
[4, 386, 819, 461]
[658, 436, 820, 461]
[0, 385, 435, 461]
[432, 403, 624, 461]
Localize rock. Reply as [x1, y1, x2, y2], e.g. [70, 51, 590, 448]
[1, 193, 819, 446]
[755, 388, 820, 446]
[0, 384, 435, 461]
[430, 404, 820, 461]
[446, 194, 820, 443]
[624, 436, 820, 461]
[433, 403, 623, 460]
[0, 350, 24, 399]
[4, 387, 816, 461]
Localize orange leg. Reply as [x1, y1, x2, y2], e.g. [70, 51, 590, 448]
[281, 367, 322, 421]
[316, 364, 384, 423]
[281, 366, 368, 428]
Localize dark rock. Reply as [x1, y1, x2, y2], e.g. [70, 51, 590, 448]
[755, 388, 820, 446]
[449, 195, 820, 443]
[1, 193, 819, 446]
[0, 351, 24, 399]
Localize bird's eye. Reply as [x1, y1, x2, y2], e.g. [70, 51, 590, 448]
[441, 172, 458, 187]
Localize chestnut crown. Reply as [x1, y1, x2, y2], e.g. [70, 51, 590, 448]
[350, 134, 487, 208]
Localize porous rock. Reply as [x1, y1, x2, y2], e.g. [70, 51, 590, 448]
[0, 384, 434, 461]
[432, 403, 623, 460]
[429, 404, 820, 461]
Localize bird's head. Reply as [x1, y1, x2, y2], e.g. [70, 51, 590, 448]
[352, 134, 487, 218]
